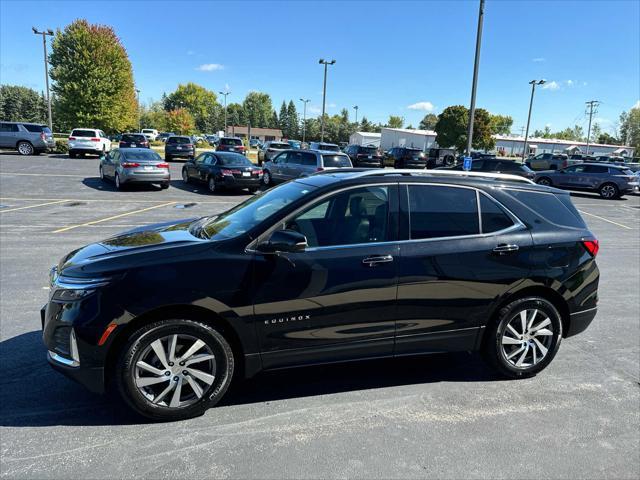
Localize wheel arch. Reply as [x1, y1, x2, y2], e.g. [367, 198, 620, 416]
[104, 304, 247, 389]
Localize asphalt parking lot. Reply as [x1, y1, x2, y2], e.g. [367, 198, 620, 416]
[0, 152, 638, 479]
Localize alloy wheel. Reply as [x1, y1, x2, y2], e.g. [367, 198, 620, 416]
[537, 178, 551, 186]
[500, 309, 554, 368]
[208, 177, 216, 193]
[18, 142, 33, 155]
[134, 334, 216, 408]
[263, 171, 271, 185]
[182, 169, 189, 183]
[600, 184, 617, 199]
[99, 166, 104, 180]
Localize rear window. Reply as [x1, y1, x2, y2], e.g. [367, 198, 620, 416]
[359, 146, 378, 154]
[167, 137, 191, 144]
[23, 124, 49, 133]
[406, 149, 424, 159]
[316, 144, 340, 152]
[121, 151, 162, 161]
[505, 189, 586, 228]
[408, 185, 479, 239]
[321, 154, 351, 168]
[269, 143, 290, 149]
[220, 138, 242, 146]
[121, 134, 145, 142]
[615, 168, 634, 175]
[71, 129, 96, 137]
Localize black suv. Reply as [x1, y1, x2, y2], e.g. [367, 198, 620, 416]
[164, 136, 195, 161]
[385, 147, 427, 169]
[344, 144, 384, 168]
[441, 158, 536, 180]
[43, 170, 599, 421]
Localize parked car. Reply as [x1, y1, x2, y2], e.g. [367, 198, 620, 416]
[385, 147, 427, 169]
[42, 168, 600, 421]
[164, 135, 195, 161]
[535, 163, 638, 199]
[569, 154, 596, 162]
[526, 153, 574, 171]
[158, 132, 175, 143]
[216, 137, 246, 155]
[182, 152, 262, 194]
[99, 148, 169, 190]
[205, 134, 219, 146]
[440, 158, 536, 180]
[141, 129, 159, 141]
[262, 149, 352, 186]
[68, 128, 112, 158]
[309, 141, 340, 152]
[119, 133, 149, 149]
[287, 140, 302, 149]
[426, 147, 457, 168]
[257, 141, 290, 166]
[344, 144, 384, 168]
[0, 121, 54, 155]
[249, 138, 263, 149]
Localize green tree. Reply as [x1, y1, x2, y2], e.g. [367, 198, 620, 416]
[287, 100, 299, 138]
[140, 100, 168, 131]
[490, 114, 513, 135]
[359, 116, 380, 133]
[278, 101, 288, 135]
[589, 122, 602, 143]
[49, 19, 137, 133]
[619, 107, 640, 151]
[0, 85, 48, 124]
[386, 115, 404, 129]
[597, 132, 618, 145]
[434, 105, 494, 152]
[164, 83, 219, 133]
[418, 113, 438, 130]
[165, 108, 195, 135]
[226, 103, 245, 128]
[243, 91, 273, 127]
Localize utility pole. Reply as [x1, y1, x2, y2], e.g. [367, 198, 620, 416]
[219, 90, 230, 136]
[299, 98, 310, 144]
[353, 105, 359, 124]
[522, 79, 546, 159]
[32, 27, 54, 131]
[465, 0, 485, 156]
[585, 100, 600, 155]
[135, 89, 141, 132]
[318, 59, 335, 142]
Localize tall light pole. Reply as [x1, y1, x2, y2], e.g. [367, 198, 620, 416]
[135, 89, 141, 132]
[465, 0, 485, 156]
[522, 79, 546, 159]
[32, 27, 54, 131]
[219, 90, 230, 135]
[299, 98, 310, 144]
[585, 100, 600, 155]
[353, 105, 359, 124]
[318, 59, 335, 142]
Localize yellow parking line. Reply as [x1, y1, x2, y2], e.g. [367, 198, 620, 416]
[52, 202, 176, 233]
[0, 199, 69, 213]
[578, 210, 633, 230]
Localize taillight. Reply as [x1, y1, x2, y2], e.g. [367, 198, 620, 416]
[91, 137, 100, 142]
[582, 239, 599, 257]
[186, 144, 193, 148]
[252, 169, 263, 175]
[40, 132, 46, 141]
[156, 163, 169, 168]
[121, 162, 140, 168]
[316, 167, 325, 172]
[68, 136, 76, 140]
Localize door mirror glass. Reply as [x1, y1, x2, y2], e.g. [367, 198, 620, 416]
[257, 229, 308, 253]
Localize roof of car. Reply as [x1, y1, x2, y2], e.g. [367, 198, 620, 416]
[579, 162, 629, 168]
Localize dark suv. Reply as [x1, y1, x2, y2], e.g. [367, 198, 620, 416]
[344, 144, 384, 168]
[441, 158, 536, 180]
[164, 136, 195, 161]
[43, 169, 599, 421]
[385, 147, 427, 169]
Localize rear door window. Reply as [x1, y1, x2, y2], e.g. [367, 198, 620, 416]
[408, 185, 479, 239]
[0, 123, 19, 132]
[584, 165, 608, 174]
[479, 194, 515, 233]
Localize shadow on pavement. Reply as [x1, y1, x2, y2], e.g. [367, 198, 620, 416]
[81, 177, 163, 193]
[0, 330, 502, 428]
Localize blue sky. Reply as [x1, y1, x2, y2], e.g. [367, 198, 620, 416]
[1, 0, 638, 134]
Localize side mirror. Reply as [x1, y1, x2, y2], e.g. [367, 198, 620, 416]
[257, 229, 307, 253]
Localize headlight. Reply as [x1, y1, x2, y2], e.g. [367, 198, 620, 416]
[49, 267, 112, 302]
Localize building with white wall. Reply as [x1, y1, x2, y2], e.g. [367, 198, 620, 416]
[493, 134, 634, 157]
[380, 128, 437, 151]
[349, 132, 381, 147]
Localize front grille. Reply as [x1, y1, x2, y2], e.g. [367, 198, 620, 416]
[52, 326, 71, 357]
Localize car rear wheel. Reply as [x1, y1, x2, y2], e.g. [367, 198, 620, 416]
[115, 319, 234, 421]
[182, 169, 189, 183]
[115, 173, 123, 190]
[208, 176, 217, 193]
[160, 182, 169, 190]
[536, 177, 552, 186]
[166, 154, 172, 162]
[262, 170, 272, 187]
[69, 151, 77, 158]
[17, 141, 34, 156]
[99, 166, 105, 181]
[483, 297, 562, 379]
[599, 183, 619, 199]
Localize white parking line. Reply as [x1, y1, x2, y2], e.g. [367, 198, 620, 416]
[0, 172, 87, 178]
[0, 199, 69, 213]
[578, 210, 633, 230]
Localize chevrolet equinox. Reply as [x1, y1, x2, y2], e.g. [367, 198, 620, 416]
[43, 169, 600, 421]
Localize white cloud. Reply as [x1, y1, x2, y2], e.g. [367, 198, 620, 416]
[542, 81, 560, 90]
[195, 63, 224, 72]
[407, 101, 435, 111]
[565, 80, 574, 86]
[633, 100, 640, 109]
[532, 57, 546, 62]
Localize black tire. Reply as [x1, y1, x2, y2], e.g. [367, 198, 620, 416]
[599, 182, 619, 199]
[166, 154, 172, 162]
[207, 176, 217, 193]
[115, 319, 234, 421]
[69, 151, 77, 159]
[17, 141, 34, 156]
[160, 182, 170, 189]
[536, 177, 552, 186]
[115, 173, 123, 190]
[482, 297, 563, 379]
[99, 165, 106, 182]
[444, 155, 455, 166]
[182, 169, 190, 184]
[262, 170, 272, 187]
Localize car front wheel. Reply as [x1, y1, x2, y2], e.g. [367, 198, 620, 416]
[599, 183, 619, 199]
[116, 319, 234, 421]
[483, 297, 562, 379]
[536, 177, 552, 186]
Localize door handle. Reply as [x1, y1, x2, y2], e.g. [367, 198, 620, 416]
[493, 244, 519, 254]
[362, 255, 394, 266]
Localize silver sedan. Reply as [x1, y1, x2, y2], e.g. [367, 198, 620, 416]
[99, 148, 170, 190]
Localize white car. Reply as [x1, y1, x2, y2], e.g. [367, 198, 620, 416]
[68, 128, 111, 158]
[141, 129, 159, 141]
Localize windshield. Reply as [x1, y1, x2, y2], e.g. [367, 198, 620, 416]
[220, 138, 242, 146]
[196, 182, 314, 240]
[122, 151, 162, 161]
[218, 154, 253, 166]
[322, 154, 351, 168]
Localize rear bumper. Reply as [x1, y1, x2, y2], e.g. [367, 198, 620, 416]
[220, 176, 262, 189]
[120, 173, 170, 184]
[166, 150, 194, 158]
[69, 147, 103, 154]
[566, 307, 597, 338]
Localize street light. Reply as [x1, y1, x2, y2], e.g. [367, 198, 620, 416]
[465, 0, 485, 156]
[522, 79, 546, 159]
[299, 98, 310, 144]
[219, 90, 230, 136]
[318, 59, 335, 142]
[135, 89, 141, 132]
[32, 27, 54, 131]
[353, 105, 359, 124]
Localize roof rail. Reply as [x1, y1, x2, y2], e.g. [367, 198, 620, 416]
[343, 169, 536, 185]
